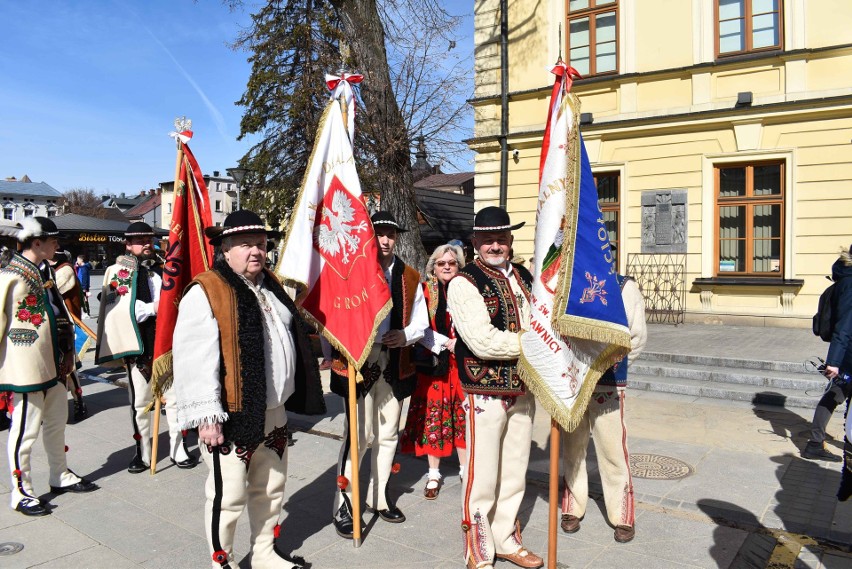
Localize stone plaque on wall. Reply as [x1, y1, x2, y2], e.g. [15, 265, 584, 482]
[641, 190, 687, 254]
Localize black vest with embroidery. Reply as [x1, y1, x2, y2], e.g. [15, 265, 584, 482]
[453, 260, 533, 396]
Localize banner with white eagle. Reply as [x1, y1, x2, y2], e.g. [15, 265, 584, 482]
[275, 82, 390, 370]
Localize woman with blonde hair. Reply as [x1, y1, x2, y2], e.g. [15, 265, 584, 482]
[401, 242, 468, 499]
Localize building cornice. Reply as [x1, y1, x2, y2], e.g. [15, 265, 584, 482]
[469, 43, 852, 106]
[465, 93, 852, 149]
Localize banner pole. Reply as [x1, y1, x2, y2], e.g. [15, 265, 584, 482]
[151, 139, 185, 476]
[548, 419, 560, 568]
[348, 362, 362, 547]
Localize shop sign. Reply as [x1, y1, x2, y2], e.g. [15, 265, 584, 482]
[79, 233, 107, 243]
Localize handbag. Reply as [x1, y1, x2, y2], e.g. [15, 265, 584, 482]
[413, 343, 449, 377]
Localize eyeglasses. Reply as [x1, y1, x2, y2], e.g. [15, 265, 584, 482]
[435, 260, 458, 267]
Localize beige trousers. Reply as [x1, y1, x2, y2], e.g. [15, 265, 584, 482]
[463, 392, 535, 567]
[126, 364, 188, 465]
[561, 390, 634, 528]
[201, 405, 292, 569]
[334, 349, 403, 515]
[8, 382, 81, 508]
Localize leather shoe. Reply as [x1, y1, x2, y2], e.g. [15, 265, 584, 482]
[495, 547, 543, 568]
[128, 455, 149, 474]
[424, 477, 441, 500]
[366, 505, 406, 523]
[614, 525, 635, 543]
[560, 513, 580, 533]
[333, 506, 355, 539]
[73, 400, 89, 422]
[15, 499, 50, 517]
[50, 479, 98, 494]
[170, 456, 199, 469]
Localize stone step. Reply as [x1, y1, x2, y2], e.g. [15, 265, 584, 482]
[628, 373, 830, 410]
[630, 360, 827, 392]
[638, 351, 821, 374]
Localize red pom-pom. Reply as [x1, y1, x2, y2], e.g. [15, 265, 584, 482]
[64, 445, 69, 452]
[75, 388, 83, 396]
[391, 462, 401, 474]
[133, 433, 141, 441]
[273, 523, 281, 539]
[13, 469, 21, 480]
[461, 519, 471, 532]
[212, 550, 228, 564]
[337, 475, 349, 490]
[181, 429, 188, 437]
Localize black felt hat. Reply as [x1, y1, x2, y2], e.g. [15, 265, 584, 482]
[16, 216, 59, 242]
[125, 222, 155, 238]
[371, 211, 408, 233]
[473, 206, 525, 232]
[204, 209, 281, 246]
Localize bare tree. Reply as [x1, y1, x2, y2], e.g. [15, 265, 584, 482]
[63, 188, 107, 219]
[230, 0, 470, 270]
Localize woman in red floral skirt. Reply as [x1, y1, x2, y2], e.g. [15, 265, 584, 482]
[401, 243, 468, 499]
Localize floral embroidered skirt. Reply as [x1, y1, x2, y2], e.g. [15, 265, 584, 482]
[401, 361, 466, 458]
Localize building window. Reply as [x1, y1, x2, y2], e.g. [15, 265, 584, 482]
[232, 201, 238, 213]
[567, 0, 618, 77]
[716, 0, 782, 57]
[23, 204, 34, 217]
[3, 206, 12, 220]
[215, 200, 222, 212]
[715, 161, 783, 275]
[167, 203, 172, 214]
[595, 171, 620, 265]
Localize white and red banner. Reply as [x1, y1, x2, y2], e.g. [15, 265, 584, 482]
[276, 88, 390, 369]
[519, 62, 631, 431]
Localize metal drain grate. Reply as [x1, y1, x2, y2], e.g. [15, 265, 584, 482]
[630, 453, 693, 480]
[0, 542, 24, 556]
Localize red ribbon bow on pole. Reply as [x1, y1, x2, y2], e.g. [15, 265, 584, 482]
[550, 61, 582, 93]
[325, 72, 364, 140]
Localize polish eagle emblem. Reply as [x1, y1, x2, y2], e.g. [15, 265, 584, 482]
[314, 183, 369, 266]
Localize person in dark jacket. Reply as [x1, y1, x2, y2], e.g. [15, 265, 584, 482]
[75, 256, 92, 316]
[825, 246, 852, 500]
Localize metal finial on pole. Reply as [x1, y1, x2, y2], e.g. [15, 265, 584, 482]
[558, 23, 563, 62]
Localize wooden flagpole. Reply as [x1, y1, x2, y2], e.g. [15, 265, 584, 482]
[151, 132, 186, 475]
[548, 419, 559, 568]
[347, 362, 363, 547]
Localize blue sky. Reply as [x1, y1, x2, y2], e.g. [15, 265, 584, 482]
[0, 0, 473, 196]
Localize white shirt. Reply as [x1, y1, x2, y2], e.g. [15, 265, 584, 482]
[134, 266, 161, 323]
[374, 258, 428, 346]
[172, 273, 297, 429]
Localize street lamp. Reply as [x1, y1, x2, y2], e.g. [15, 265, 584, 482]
[226, 167, 249, 211]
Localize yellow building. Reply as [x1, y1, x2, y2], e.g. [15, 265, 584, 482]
[469, 0, 852, 327]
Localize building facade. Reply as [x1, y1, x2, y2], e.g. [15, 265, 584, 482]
[0, 177, 63, 221]
[470, 0, 852, 326]
[159, 170, 239, 229]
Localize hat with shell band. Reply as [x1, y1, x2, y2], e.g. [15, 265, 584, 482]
[472, 206, 525, 232]
[17, 216, 60, 242]
[370, 211, 408, 233]
[204, 209, 281, 246]
[125, 222, 155, 238]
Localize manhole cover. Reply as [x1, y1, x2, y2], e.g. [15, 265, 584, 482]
[630, 453, 693, 480]
[0, 542, 24, 556]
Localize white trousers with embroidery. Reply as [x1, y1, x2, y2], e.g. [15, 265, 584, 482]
[201, 405, 291, 569]
[7, 382, 81, 508]
[333, 349, 403, 515]
[561, 390, 634, 528]
[463, 391, 534, 566]
[126, 364, 188, 465]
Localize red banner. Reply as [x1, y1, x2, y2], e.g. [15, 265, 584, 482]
[152, 137, 214, 390]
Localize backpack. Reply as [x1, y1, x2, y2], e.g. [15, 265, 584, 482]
[813, 281, 837, 342]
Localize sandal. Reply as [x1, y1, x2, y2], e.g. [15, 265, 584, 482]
[424, 476, 441, 500]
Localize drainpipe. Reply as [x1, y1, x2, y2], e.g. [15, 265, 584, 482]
[499, 0, 509, 209]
